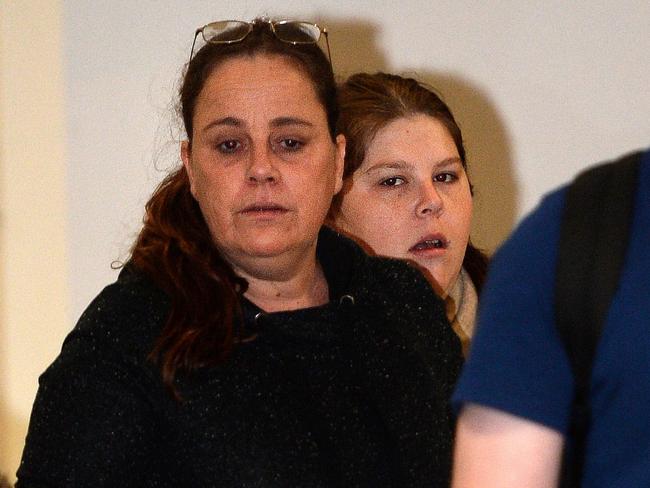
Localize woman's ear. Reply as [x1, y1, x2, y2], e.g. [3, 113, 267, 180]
[181, 140, 196, 197]
[333, 134, 346, 195]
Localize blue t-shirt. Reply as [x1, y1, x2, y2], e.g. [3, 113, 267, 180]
[453, 150, 650, 487]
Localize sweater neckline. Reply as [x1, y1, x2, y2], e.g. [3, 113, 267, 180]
[238, 227, 361, 343]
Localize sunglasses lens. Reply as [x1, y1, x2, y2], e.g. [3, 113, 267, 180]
[273, 21, 321, 44]
[202, 21, 252, 43]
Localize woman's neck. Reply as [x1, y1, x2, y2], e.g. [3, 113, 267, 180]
[240, 258, 330, 313]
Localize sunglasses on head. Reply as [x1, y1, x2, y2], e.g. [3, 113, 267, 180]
[189, 19, 331, 68]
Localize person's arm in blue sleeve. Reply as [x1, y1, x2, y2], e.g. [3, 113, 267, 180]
[451, 188, 572, 487]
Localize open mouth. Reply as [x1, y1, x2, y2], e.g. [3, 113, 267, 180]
[409, 238, 446, 252]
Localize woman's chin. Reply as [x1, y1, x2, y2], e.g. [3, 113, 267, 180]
[229, 236, 314, 266]
[407, 259, 452, 297]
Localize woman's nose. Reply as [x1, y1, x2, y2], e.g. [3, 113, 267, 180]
[415, 182, 443, 217]
[246, 146, 280, 184]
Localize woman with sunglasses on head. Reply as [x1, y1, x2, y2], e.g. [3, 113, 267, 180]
[330, 73, 489, 356]
[17, 20, 462, 487]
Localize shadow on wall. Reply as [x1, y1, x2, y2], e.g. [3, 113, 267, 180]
[0, 186, 23, 487]
[320, 19, 389, 80]
[0, 472, 11, 488]
[0, 238, 15, 486]
[0, 188, 7, 482]
[320, 18, 517, 254]
[0, 253, 11, 486]
[418, 73, 517, 253]
[0, 409, 25, 485]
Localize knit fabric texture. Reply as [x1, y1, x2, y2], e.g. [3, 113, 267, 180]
[17, 227, 462, 487]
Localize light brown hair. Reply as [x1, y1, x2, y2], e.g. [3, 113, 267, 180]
[334, 72, 488, 290]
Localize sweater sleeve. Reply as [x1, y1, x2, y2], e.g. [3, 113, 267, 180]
[16, 338, 165, 486]
[16, 275, 171, 487]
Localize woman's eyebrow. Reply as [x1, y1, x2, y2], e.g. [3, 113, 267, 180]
[201, 116, 315, 135]
[363, 160, 413, 175]
[270, 116, 314, 128]
[434, 156, 463, 167]
[201, 116, 243, 134]
[363, 156, 463, 176]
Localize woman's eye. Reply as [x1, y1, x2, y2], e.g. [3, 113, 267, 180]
[217, 140, 241, 153]
[380, 176, 406, 187]
[279, 138, 304, 151]
[434, 172, 458, 183]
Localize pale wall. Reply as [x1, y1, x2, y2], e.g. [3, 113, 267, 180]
[63, 0, 650, 322]
[2, 0, 650, 482]
[0, 0, 68, 481]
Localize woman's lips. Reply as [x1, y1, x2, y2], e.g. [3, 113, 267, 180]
[239, 203, 289, 217]
[409, 235, 447, 253]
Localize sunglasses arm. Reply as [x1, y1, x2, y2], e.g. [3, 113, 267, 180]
[188, 28, 202, 65]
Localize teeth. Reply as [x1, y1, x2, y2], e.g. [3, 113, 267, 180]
[413, 239, 444, 250]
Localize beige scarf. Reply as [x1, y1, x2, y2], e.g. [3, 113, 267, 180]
[446, 268, 478, 357]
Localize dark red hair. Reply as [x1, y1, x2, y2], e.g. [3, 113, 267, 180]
[130, 19, 337, 392]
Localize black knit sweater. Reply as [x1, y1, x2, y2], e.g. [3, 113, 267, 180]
[17, 228, 463, 487]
